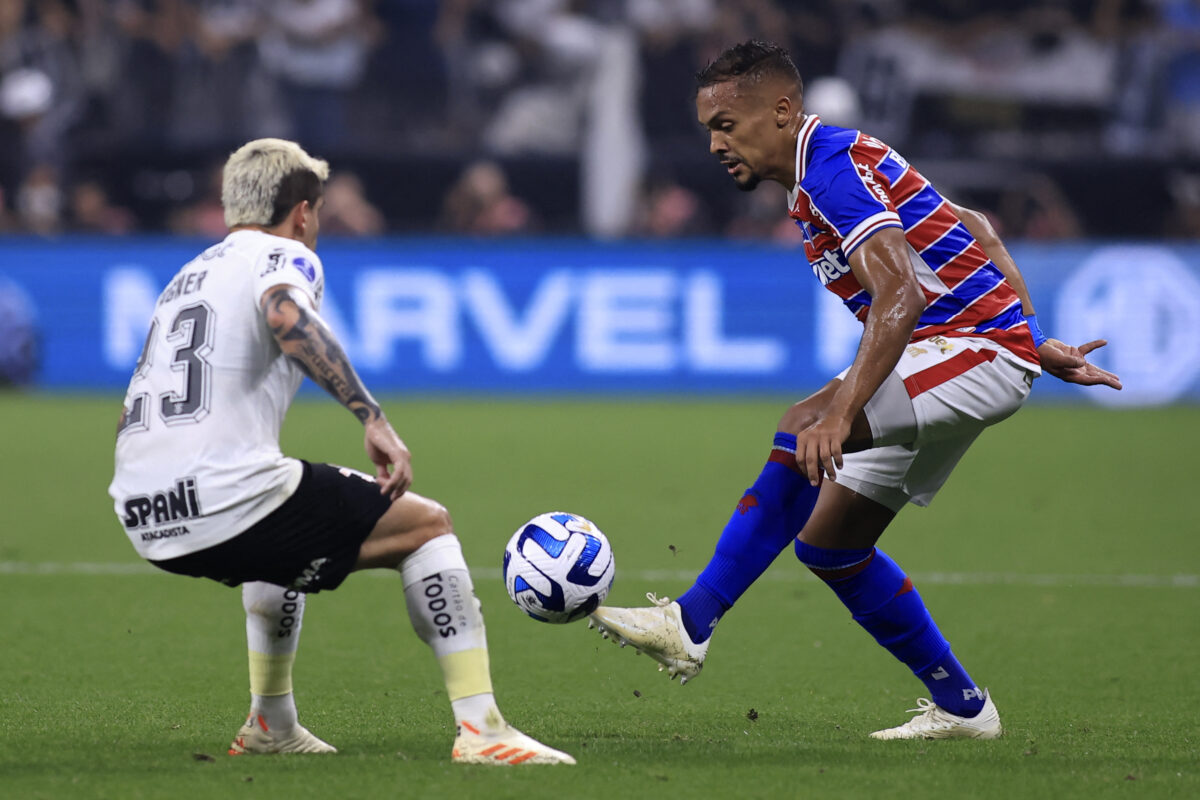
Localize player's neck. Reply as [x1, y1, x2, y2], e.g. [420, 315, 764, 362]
[767, 113, 809, 189]
[230, 223, 301, 243]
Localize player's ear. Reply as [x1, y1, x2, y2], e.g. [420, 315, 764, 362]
[291, 200, 311, 234]
[775, 95, 794, 128]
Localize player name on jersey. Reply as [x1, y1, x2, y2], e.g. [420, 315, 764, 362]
[158, 269, 209, 306]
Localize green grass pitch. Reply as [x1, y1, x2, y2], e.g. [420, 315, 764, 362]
[1, 393, 1198, 799]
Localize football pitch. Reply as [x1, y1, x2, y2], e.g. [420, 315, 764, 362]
[1, 393, 1197, 799]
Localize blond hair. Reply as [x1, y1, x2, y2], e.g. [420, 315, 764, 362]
[221, 138, 330, 228]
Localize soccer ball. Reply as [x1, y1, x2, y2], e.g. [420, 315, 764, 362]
[503, 511, 615, 624]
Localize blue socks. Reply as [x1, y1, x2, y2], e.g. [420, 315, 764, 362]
[795, 542, 985, 717]
[676, 433, 819, 644]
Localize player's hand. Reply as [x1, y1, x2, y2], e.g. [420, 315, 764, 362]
[1037, 338, 1122, 390]
[363, 418, 413, 500]
[795, 412, 852, 487]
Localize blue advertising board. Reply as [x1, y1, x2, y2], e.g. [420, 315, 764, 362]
[0, 236, 1196, 406]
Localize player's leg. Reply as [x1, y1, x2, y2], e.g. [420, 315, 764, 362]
[356, 493, 575, 765]
[799, 345, 1032, 739]
[230, 582, 336, 755]
[590, 381, 873, 683]
[793, 481, 1000, 739]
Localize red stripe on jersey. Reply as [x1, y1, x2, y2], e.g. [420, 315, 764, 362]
[914, 325, 1040, 366]
[827, 273, 865, 301]
[907, 213, 958, 252]
[891, 169, 928, 206]
[903, 348, 998, 397]
[929, 247, 991, 290]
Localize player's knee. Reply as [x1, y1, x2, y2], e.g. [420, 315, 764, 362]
[406, 501, 454, 551]
[778, 400, 819, 434]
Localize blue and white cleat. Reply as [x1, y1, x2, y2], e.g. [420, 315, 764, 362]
[589, 593, 710, 685]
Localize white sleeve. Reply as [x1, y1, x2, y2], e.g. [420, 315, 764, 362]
[251, 242, 325, 311]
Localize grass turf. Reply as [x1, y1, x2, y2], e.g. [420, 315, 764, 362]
[1, 393, 1197, 799]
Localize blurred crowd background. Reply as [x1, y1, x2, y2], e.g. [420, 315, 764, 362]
[1, 0, 1198, 240]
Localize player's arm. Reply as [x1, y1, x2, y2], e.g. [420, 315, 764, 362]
[950, 203, 1034, 313]
[950, 203, 1121, 390]
[261, 284, 413, 499]
[797, 227, 925, 484]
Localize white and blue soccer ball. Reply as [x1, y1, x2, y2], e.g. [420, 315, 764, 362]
[503, 511, 615, 624]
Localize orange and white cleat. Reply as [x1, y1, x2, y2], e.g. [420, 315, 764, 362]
[451, 721, 575, 765]
[228, 713, 337, 755]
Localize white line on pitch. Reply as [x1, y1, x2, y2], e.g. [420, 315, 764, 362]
[0, 562, 1196, 589]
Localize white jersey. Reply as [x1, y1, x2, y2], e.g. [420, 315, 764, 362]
[108, 230, 325, 560]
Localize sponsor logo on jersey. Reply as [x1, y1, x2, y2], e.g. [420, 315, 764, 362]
[139, 525, 191, 541]
[259, 249, 287, 277]
[811, 248, 852, 285]
[855, 161, 891, 206]
[122, 476, 201, 530]
[292, 257, 317, 282]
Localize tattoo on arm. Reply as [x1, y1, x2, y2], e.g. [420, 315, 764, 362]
[263, 286, 383, 424]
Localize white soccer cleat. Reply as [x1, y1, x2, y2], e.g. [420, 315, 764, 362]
[228, 713, 337, 755]
[588, 593, 709, 685]
[869, 690, 1003, 740]
[451, 721, 576, 765]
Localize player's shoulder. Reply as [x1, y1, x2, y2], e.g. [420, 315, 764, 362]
[810, 124, 897, 166]
[232, 230, 323, 285]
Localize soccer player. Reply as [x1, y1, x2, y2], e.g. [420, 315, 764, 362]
[589, 42, 1121, 740]
[107, 139, 574, 765]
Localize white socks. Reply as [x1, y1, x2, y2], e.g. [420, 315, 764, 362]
[400, 535, 504, 732]
[242, 581, 304, 732]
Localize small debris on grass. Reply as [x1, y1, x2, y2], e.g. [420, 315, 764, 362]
[633, 690, 642, 698]
[668, 545, 677, 556]
[192, 753, 215, 763]
[169, 724, 181, 730]
[746, 708, 759, 722]
[1125, 775, 1138, 781]
[243, 777, 253, 783]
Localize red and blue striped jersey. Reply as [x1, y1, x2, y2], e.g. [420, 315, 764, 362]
[786, 115, 1040, 370]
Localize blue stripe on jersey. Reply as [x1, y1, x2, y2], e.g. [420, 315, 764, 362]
[874, 151, 907, 185]
[921, 223, 976, 266]
[897, 185, 942, 222]
[918, 267, 1005, 325]
[972, 301, 1025, 333]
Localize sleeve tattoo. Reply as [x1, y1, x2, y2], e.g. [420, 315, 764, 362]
[263, 286, 383, 424]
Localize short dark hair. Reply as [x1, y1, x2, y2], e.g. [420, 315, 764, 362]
[696, 40, 803, 95]
[267, 169, 325, 226]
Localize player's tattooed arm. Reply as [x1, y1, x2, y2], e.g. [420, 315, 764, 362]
[261, 285, 382, 424]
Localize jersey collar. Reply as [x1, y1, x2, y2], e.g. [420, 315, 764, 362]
[794, 114, 822, 186]
[786, 114, 822, 211]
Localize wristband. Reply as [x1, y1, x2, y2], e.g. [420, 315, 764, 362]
[1024, 313, 1048, 348]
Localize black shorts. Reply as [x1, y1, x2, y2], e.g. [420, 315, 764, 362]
[150, 461, 392, 593]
